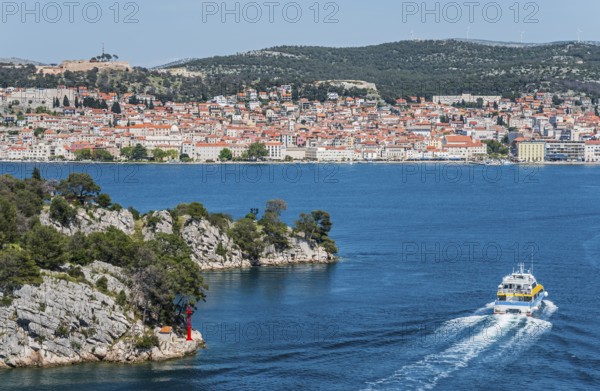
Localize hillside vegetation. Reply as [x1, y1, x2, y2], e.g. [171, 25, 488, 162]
[3, 40, 600, 102]
[175, 40, 600, 102]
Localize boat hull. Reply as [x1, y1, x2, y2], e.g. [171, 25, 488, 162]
[494, 293, 546, 316]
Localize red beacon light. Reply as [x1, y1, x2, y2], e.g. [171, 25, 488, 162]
[186, 305, 194, 341]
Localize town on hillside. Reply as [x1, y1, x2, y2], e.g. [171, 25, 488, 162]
[1, 85, 600, 163]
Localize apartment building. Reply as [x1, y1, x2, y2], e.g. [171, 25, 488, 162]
[518, 141, 546, 162]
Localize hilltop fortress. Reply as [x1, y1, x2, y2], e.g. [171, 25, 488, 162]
[37, 60, 132, 75]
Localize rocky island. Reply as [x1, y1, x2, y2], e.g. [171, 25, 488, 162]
[0, 170, 338, 368]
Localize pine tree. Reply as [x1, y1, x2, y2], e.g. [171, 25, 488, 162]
[32, 167, 42, 181]
[111, 101, 122, 114]
[63, 96, 70, 107]
[75, 96, 80, 108]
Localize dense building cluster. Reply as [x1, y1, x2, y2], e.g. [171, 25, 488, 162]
[1, 85, 599, 163]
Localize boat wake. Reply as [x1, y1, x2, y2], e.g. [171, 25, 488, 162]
[364, 302, 557, 391]
[473, 302, 495, 315]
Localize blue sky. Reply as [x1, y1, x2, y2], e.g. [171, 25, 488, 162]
[1, 0, 598, 67]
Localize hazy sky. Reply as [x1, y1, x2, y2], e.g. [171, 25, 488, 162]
[1, 0, 598, 67]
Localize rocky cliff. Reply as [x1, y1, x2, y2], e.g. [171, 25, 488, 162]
[3, 207, 335, 368]
[0, 262, 203, 369]
[40, 208, 136, 236]
[41, 207, 337, 271]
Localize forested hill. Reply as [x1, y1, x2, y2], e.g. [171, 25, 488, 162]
[4, 40, 600, 103]
[170, 40, 600, 101]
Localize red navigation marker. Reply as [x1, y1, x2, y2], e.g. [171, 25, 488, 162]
[186, 305, 193, 341]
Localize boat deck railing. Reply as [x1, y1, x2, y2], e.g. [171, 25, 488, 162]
[497, 288, 532, 295]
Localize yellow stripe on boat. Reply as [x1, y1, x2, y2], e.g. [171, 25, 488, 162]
[497, 284, 544, 297]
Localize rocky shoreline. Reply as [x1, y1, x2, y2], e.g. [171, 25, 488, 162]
[40, 207, 336, 271]
[0, 262, 203, 369]
[1, 205, 336, 369]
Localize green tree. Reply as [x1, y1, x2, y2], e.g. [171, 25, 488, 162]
[294, 210, 337, 254]
[63, 95, 70, 107]
[65, 232, 92, 265]
[484, 140, 509, 156]
[0, 247, 42, 294]
[130, 235, 207, 325]
[92, 149, 114, 162]
[0, 198, 18, 247]
[57, 173, 101, 206]
[174, 202, 208, 220]
[31, 167, 42, 181]
[207, 213, 233, 232]
[22, 224, 66, 270]
[219, 148, 233, 161]
[74, 149, 93, 161]
[552, 95, 564, 106]
[294, 213, 319, 242]
[127, 144, 148, 161]
[121, 146, 132, 159]
[265, 199, 287, 216]
[259, 199, 290, 250]
[244, 142, 268, 161]
[111, 101, 122, 114]
[87, 227, 138, 267]
[229, 218, 265, 260]
[152, 148, 168, 162]
[97, 193, 112, 208]
[33, 127, 45, 138]
[50, 196, 77, 226]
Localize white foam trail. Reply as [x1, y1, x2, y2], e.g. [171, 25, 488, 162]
[541, 300, 558, 318]
[480, 317, 552, 365]
[474, 302, 495, 315]
[435, 315, 485, 334]
[418, 316, 486, 349]
[364, 316, 519, 391]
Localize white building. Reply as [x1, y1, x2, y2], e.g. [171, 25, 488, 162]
[265, 142, 283, 160]
[585, 141, 600, 162]
[432, 93, 501, 106]
[383, 146, 407, 161]
[195, 143, 228, 162]
[306, 147, 354, 161]
[283, 147, 307, 160]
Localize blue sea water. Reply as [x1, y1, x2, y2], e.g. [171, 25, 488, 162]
[1, 162, 600, 390]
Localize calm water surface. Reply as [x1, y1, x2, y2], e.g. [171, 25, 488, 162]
[1, 163, 599, 390]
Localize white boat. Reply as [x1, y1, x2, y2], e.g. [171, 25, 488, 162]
[494, 263, 548, 316]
